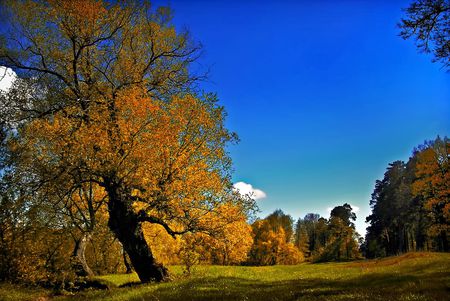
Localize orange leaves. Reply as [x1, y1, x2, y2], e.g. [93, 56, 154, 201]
[18, 81, 236, 235]
[4, 0, 215, 204]
[250, 219, 304, 265]
[2, 0, 242, 279]
[49, 0, 107, 24]
[412, 139, 450, 237]
[413, 141, 449, 207]
[141, 203, 253, 266]
[444, 203, 450, 221]
[178, 204, 253, 266]
[47, 0, 111, 42]
[142, 223, 181, 265]
[118, 91, 235, 227]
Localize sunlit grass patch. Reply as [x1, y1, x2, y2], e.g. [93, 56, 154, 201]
[0, 252, 449, 301]
[97, 273, 140, 287]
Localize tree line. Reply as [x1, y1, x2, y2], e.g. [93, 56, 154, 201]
[248, 205, 362, 265]
[364, 136, 449, 257]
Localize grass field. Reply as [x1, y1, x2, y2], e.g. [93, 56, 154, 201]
[1, 252, 449, 301]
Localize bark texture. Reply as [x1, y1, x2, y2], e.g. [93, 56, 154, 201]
[105, 182, 169, 282]
[72, 233, 94, 277]
[123, 250, 133, 274]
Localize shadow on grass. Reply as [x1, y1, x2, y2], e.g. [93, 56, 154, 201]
[121, 269, 448, 301]
[64, 256, 449, 301]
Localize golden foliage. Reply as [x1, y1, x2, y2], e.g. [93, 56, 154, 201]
[143, 223, 181, 266]
[181, 205, 253, 266]
[249, 220, 304, 265]
[413, 140, 450, 239]
[14, 84, 236, 232]
[143, 204, 253, 266]
[1, 0, 253, 282]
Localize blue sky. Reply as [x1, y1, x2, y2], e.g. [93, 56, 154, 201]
[151, 0, 450, 235]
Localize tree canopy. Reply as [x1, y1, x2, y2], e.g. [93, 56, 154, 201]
[0, 0, 255, 283]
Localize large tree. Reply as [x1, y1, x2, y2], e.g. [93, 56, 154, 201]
[412, 137, 449, 251]
[0, 0, 254, 282]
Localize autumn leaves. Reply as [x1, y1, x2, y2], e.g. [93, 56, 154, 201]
[0, 0, 253, 282]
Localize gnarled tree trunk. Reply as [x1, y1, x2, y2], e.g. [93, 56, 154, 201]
[105, 181, 169, 283]
[122, 249, 133, 274]
[72, 232, 94, 277]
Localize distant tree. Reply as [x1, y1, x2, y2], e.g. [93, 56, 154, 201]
[248, 211, 303, 265]
[330, 203, 356, 228]
[399, 0, 450, 70]
[294, 213, 322, 258]
[294, 218, 310, 257]
[315, 204, 361, 262]
[315, 217, 329, 254]
[317, 216, 360, 262]
[248, 219, 284, 266]
[177, 204, 253, 266]
[265, 209, 294, 243]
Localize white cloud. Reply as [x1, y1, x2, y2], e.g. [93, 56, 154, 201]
[233, 181, 267, 200]
[0, 67, 16, 92]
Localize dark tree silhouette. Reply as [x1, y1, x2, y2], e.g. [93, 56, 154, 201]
[399, 0, 450, 70]
[330, 203, 357, 228]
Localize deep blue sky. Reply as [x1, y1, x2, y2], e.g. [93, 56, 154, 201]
[151, 0, 450, 235]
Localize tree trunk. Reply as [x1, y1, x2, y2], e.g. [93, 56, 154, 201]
[105, 182, 169, 283]
[440, 230, 448, 252]
[72, 232, 94, 277]
[123, 250, 133, 274]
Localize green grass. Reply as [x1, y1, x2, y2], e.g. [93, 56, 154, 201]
[1, 252, 449, 301]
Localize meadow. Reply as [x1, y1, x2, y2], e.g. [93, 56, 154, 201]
[0, 252, 448, 301]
